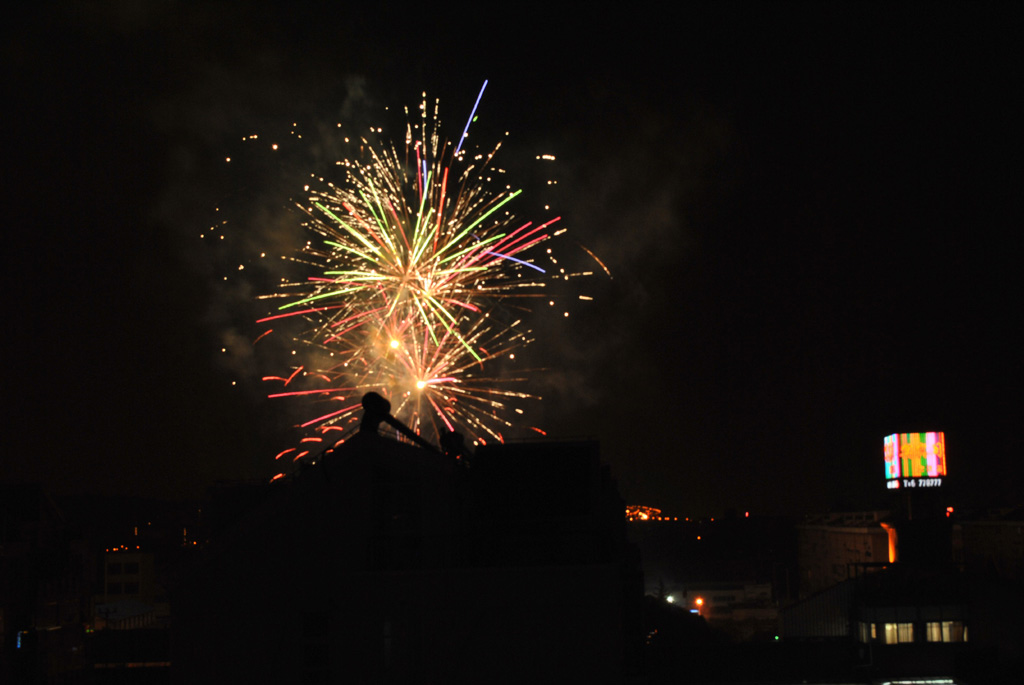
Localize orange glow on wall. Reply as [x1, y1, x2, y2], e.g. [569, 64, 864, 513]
[880, 522, 898, 563]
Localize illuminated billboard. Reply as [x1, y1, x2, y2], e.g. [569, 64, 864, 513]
[884, 432, 946, 490]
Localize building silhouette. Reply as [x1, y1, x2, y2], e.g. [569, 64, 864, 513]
[172, 418, 642, 683]
[781, 499, 1023, 682]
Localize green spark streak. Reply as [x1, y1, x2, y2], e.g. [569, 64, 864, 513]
[278, 285, 362, 310]
[316, 205, 381, 257]
[410, 170, 432, 259]
[424, 294, 482, 360]
[323, 240, 378, 265]
[421, 291, 458, 327]
[413, 290, 482, 363]
[412, 296, 440, 346]
[322, 269, 390, 283]
[434, 311, 483, 362]
[438, 190, 521, 264]
[436, 231, 505, 268]
[357, 183, 398, 255]
[409, 206, 436, 266]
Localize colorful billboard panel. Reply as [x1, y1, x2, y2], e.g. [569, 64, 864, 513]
[884, 432, 946, 489]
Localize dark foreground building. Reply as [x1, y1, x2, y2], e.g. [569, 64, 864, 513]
[172, 428, 642, 683]
[781, 506, 1024, 683]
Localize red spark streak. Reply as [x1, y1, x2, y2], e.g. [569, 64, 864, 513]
[267, 388, 348, 398]
[261, 366, 304, 384]
[427, 395, 455, 432]
[492, 217, 559, 257]
[441, 298, 480, 313]
[257, 305, 346, 323]
[300, 403, 362, 428]
[416, 144, 423, 201]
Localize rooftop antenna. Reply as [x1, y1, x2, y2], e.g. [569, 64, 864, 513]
[359, 392, 439, 453]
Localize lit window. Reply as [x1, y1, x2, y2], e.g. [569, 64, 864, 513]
[927, 621, 967, 642]
[858, 622, 872, 643]
[884, 622, 914, 644]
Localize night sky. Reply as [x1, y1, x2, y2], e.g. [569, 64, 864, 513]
[5, 2, 1021, 517]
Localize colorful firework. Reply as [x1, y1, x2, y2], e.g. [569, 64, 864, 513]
[237, 86, 595, 457]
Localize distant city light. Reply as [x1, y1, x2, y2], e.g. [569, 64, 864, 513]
[625, 505, 669, 521]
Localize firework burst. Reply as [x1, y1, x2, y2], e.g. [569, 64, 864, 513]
[230, 86, 594, 458]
